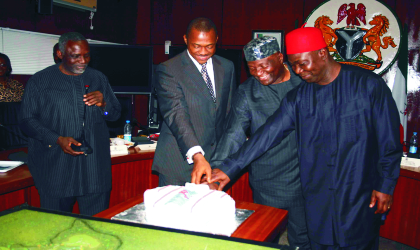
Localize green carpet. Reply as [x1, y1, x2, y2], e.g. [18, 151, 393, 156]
[0, 210, 284, 250]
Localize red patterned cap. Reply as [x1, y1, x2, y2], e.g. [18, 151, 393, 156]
[285, 27, 327, 55]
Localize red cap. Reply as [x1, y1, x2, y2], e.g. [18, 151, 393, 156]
[286, 27, 327, 55]
[85, 85, 89, 88]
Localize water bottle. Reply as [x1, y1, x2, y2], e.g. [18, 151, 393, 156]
[409, 132, 418, 154]
[124, 120, 132, 142]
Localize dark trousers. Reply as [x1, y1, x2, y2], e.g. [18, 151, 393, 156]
[310, 235, 379, 250]
[253, 191, 310, 250]
[158, 174, 187, 186]
[39, 191, 111, 216]
[286, 205, 311, 250]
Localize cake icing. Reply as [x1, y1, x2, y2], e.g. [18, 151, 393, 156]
[144, 183, 236, 236]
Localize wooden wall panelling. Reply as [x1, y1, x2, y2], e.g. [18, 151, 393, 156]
[379, 175, 420, 249]
[391, 0, 414, 26]
[109, 159, 155, 207]
[0, 1, 39, 32]
[86, 1, 138, 44]
[230, 172, 254, 203]
[153, 44, 170, 64]
[302, 0, 328, 23]
[151, 0, 224, 45]
[134, 94, 150, 127]
[221, 0, 305, 46]
[136, 0, 152, 45]
[27, 186, 40, 208]
[151, 0, 224, 63]
[151, 171, 159, 189]
[0, 189, 26, 212]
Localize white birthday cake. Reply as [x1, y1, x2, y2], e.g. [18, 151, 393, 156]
[144, 183, 236, 236]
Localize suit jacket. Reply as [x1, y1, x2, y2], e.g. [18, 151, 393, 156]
[152, 50, 236, 182]
[19, 64, 121, 197]
[211, 64, 304, 208]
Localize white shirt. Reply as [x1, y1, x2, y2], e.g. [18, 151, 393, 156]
[187, 50, 216, 97]
[185, 50, 217, 164]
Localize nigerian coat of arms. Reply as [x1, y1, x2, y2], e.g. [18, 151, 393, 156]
[305, 0, 402, 75]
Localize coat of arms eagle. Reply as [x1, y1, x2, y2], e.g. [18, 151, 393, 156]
[337, 3, 367, 29]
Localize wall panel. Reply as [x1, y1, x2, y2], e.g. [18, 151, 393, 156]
[302, 0, 327, 22]
[136, 0, 152, 45]
[151, 0, 224, 46]
[222, 0, 305, 46]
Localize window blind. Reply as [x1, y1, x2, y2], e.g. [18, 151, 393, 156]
[0, 27, 119, 75]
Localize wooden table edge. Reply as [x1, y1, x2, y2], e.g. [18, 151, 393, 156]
[93, 194, 288, 242]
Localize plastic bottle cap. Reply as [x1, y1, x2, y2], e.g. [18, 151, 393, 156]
[126, 120, 130, 124]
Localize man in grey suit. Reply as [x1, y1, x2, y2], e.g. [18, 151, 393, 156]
[152, 17, 236, 186]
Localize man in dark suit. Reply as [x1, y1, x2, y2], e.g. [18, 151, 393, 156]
[19, 32, 121, 216]
[152, 17, 236, 186]
[208, 36, 309, 249]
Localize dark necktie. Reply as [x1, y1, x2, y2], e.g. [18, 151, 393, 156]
[201, 62, 216, 103]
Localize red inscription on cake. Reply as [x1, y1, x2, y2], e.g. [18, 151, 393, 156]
[180, 190, 189, 199]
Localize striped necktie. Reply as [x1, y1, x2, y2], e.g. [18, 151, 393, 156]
[201, 62, 216, 103]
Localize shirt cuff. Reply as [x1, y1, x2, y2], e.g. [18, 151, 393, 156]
[218, 158, 243, 181]
[97, 104, 108, 116]
[186, 146, 205, 164]
[44, 131, 60, 147]
[375, 177, 397, 195]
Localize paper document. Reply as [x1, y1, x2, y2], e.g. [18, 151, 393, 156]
[401, 157, 420, 168]
[110, 145, 129, 156]
[0, 161, 24, 173]
[136, 141, 157, 151]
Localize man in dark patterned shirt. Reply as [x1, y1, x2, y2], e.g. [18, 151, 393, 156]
[208, 37, 309, 249]
[19, 32, 121, 215]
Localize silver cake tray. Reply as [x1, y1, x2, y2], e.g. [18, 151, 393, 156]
[111, 202, 254, 236]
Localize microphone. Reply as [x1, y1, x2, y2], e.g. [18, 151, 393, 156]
[70, 85, 93, 156]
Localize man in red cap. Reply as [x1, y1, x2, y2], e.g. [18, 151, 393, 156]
[194, 27, 402, 250]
